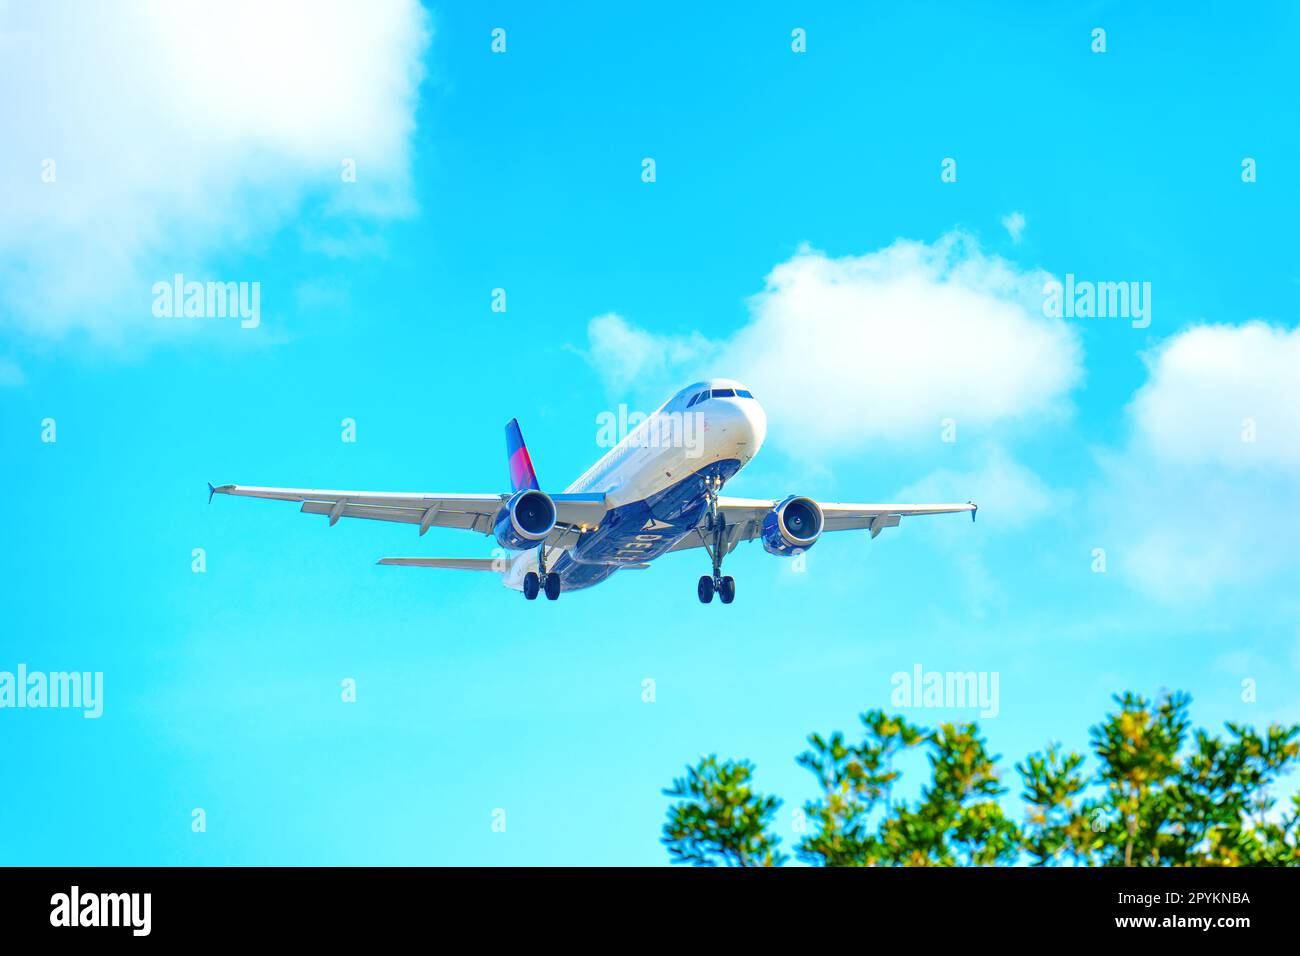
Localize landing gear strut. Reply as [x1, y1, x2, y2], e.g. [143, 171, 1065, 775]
[697, 475, 736, 605]
[524, 543, 561, 601]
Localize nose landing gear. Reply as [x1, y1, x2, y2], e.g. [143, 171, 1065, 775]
[696, 475, 737, 605]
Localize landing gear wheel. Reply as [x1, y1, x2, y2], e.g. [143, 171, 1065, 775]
[697, 575, 715, 604]
[544, 573, 561, 601]
[523, 572, 539, 600]
[718, 576, 736, 604]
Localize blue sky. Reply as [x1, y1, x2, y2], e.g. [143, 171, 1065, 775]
[2, 1, 1299, 865]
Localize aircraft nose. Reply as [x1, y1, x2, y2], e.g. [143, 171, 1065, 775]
[724, 395, 766, 460]
[744, 398, 767, 455]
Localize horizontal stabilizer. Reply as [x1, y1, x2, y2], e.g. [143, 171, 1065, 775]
[377, 557, 502, 571]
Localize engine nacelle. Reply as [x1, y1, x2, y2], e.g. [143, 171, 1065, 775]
[494, 489, 557, 551]
[761, 495, 824, 556]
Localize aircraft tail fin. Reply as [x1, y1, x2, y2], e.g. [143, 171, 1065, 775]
[505, 419, 540, 493]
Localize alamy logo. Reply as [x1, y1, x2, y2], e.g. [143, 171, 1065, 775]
[890, 664, 1000, 718]
[0, 665, 103, 718]
[1042, 273, 1151, 329]
[595, 404, 704, 457]
[152, 273, 261, 328]
[50, 886, 151, 936]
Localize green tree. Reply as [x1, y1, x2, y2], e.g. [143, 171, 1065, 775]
[795, 713, 1018, 866]
[795, 711, 926, 866]
[881, 722, 1020, 866]
[1018, 743, 1095, 865]
[662, 755, 786, 866]
[1018, 691, 1300, 866]
[663, 691, 1300, 867]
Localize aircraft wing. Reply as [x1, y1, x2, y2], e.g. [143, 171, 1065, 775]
[376, 557, 502, 570]
[209, 483, 607, 538]
[668, 496, 976, 555]
[374, 556, 652, 571]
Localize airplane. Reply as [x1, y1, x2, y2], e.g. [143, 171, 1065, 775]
[209, 378, 976, 604]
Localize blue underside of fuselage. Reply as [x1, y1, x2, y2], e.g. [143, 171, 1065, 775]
[549, 459, 742, 591]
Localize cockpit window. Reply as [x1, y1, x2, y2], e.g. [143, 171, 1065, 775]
[687, 387, 752, 404]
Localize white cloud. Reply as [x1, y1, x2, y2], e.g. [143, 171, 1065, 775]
[1097, 453, 1299, 601]
[584, 233, 1082, 457]
[585, 312, 717, 392]
[1129, 321, 1300, 471]
[884, 447, 1058, 615]
[1098, 321, 1300, 602]
[1001, 211, 1026, 244]
[893, 447, 1055, 532]
[0, 0, 430, 343]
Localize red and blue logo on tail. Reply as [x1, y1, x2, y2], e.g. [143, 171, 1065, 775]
[505, 419, 540, 492]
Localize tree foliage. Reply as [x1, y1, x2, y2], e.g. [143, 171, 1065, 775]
[1018, 691, 1300, 866]
[662, 755, 786, 866]
[663, 692, 1300, 866]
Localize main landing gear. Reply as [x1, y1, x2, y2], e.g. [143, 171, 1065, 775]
[697, 574, 735, 604]
[697, 474, 736, 605]
[523, 544, 561, 601]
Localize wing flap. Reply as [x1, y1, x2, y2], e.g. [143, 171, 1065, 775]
[819, 503, 977, 519]
[668, 499, 975, 553]
[212, 484, 608, 537]
[376, 557, 502, 571]
[551, 493, 608, 528]
[212, 484, 504, 510]
[299, 501, 489, 532]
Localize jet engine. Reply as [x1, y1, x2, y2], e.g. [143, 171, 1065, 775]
[494, 489, 557, 551]
[761, 495, 824, 556]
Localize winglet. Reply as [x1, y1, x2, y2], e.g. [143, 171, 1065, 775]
[208, 482, 216, 504]
[969, 501, 978, 523]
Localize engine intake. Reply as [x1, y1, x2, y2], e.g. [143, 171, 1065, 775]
[494, 489, 557, 551]
[761, 495, 824, 556]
